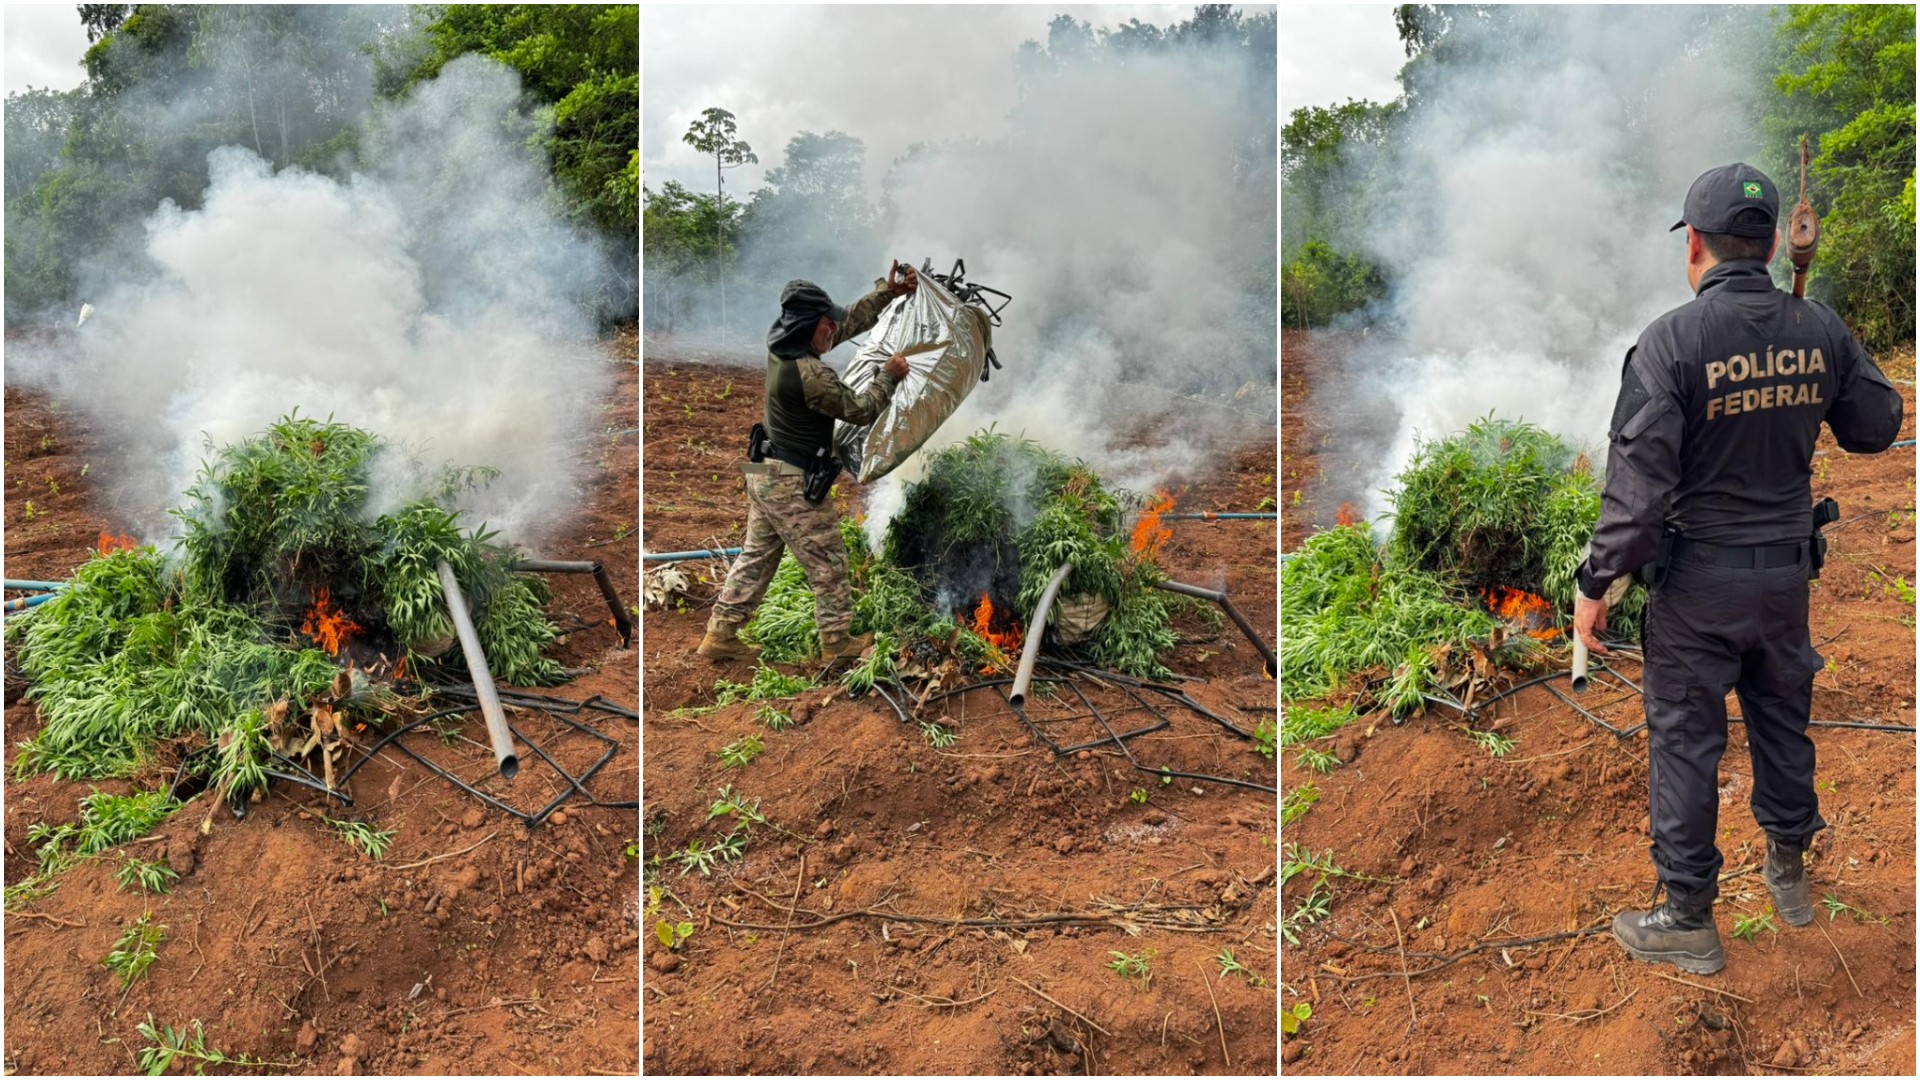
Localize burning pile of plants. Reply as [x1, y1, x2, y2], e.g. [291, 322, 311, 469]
[741, 430, 1205, 691]
[10, 414, 567, 805]
[1281, 416, 1643, 722]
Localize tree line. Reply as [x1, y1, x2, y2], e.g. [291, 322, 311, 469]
[643, 4, 1275, 341]
[1282, 4, 1916, 350]
[5, 4, 638, 325]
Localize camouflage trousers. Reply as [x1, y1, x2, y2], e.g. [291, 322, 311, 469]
[711, 471, 852, 635]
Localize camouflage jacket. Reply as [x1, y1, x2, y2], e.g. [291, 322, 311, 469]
[763, 279, 899, 459]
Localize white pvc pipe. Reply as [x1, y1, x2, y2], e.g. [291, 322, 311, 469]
[437, 560, 519, 779]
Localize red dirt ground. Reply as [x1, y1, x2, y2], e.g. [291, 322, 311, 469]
[1279, 329, 1917, 1074]
[2, 329, 640, 1075]
[639, 357, 1279, 1074]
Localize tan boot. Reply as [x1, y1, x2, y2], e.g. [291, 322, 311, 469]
[817, 630, 872, 660]
[697, 619, 759, 661]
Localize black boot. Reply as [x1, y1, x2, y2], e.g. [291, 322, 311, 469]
[1764, 837, 1814, 926]
[1612, 889, 1725, 975]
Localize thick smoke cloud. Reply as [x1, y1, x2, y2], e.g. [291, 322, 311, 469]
[9, 56, 612, 545]
[648, 9, 1276, 539]
[1310, 6, 1774, 520]
[861, 37, 1276, 537]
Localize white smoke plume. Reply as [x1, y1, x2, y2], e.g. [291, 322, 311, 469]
[856, 25, 1276, 536]
[1303, 6, 1774, 520]
[8, 56, 612, 545]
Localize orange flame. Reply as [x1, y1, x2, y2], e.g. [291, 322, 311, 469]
[98, 530, 138, 555]
[301, 587, 362, 656]
[1335, 502, 1359, 528]
[1481, 586, 1563, 641]
[1131, 491, 1175, 559]
[971, 593, 1024, 673]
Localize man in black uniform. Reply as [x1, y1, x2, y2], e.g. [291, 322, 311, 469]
[1571, 163, 1904, 975]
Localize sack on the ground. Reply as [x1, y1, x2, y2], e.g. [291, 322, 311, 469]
[834, 274, 992, 483]
[1052, 593, 1110, 645]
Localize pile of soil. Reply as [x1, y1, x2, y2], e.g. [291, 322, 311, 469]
[640, 358, 1278, 1074]
[2, 328, 641, 1075]
[1280, 330, 1917, 1074]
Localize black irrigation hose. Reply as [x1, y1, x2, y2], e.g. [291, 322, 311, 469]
[1085, 682, 1277, 795]
[1147, 579, 1277, 677]
[509, 559, 634, 647]
[331, 701, 624, 826]
[1038, 659, 1256, 738]
[264, 765, 354, 805]
[870, 680, 913, 728]
[887, 667, 1273, 794]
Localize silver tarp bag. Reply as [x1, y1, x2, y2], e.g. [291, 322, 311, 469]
[833, 273, 993, 483]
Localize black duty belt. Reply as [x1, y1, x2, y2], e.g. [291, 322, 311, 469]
[765, 443, 830, 471]
[1671, 536, 1805, 570]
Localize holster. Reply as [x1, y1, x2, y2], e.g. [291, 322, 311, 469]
[1636, 530, 1677, 589]
[747, 423, 770, 464]
[802, 448, 839, 505]
[1810, 497, 1839, 580]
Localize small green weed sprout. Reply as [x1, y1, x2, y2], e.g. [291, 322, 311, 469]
[1106, 949, 1155, 987]
[1128, 789, 1149, 806]
[707, 786, 770, 828]
[1216, 948, 1266, 986]
[116, 856, 178, 895]
[715, 666, 813, 705]
[1280, 704, 1354, 747]
[718, 734, 764, 768]
[1468, 729, 1515, 758]
[1282, 1001, 1312, 1037]
[675, 839, 718, 877]
[1253, 719, 1276, 758]
[332, 819, 396, 861]
[1294, 746, 1339, 774]
[1822, 894, 1888, 924]
[918, 721, 958, 749]
[755, 703, 793, 731]
[1280, 882, 1332, 945]
[1281, 782, 1319, 825]
[1731, 906, 1779, 942]
[136, 1016, 292, 1074]
[1280, 844, 1347, 884]
[655, 920, 695, 951]
[104, 913, 165, 990]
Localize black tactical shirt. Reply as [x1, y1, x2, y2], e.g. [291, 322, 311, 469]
[1578, 258, 1905, 598]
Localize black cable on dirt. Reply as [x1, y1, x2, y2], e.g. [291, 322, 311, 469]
[1074, 679, 1277, 795]
[322, 693, 631, 824]
[882, 668, 1274, 793]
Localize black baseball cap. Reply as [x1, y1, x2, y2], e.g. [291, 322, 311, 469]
[778, 280, 848, 324]
[1670, 163, 1779, 237]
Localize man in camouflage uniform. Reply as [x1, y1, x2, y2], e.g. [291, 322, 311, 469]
[699, 262, 917, 661]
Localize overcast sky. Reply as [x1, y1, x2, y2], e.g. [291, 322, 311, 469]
[1279, 4, 1405, 115]
[5, 4, 92, 96]
[643, 4, 1233, 194]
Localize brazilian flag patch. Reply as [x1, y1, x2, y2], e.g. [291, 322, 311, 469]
[1743, 181, 1763, 198]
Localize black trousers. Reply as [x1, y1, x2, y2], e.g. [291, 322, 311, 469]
[1641, 549, 1827, 906]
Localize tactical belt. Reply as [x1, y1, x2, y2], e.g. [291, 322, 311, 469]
[1671, 536, 1805, 570]
[764, 443, 828, 471]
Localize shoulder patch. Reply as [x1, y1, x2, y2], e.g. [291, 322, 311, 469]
[1610, 348, 1668, 440]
